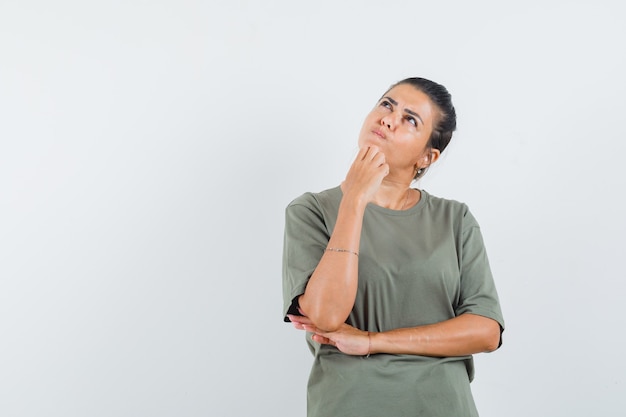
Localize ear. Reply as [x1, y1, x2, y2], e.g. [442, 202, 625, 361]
[428, 148, 441, 165]
[419, 148, 440, 168]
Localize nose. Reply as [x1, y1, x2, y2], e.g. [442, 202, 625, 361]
[380, 112, 398, 130]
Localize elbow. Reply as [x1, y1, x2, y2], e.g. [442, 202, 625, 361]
[482, 323, 502, 353]
[307, 311, 347, 332]
[298, 298, 348, 332]
[463, 314, 502, 353]
[317, 317, 346, 333]
[483, 336, 500, 353]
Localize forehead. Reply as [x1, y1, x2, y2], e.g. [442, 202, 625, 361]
[383, 84, 438, 126]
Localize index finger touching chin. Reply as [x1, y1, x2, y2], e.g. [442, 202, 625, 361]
[361, 145, 382, 160]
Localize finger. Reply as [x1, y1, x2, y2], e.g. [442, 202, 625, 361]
[361, 146, 380, 161]
[372, 151, 386, 166]
[380, 162, 390, 176]
[357, 146, 370, 161]
[302, 324, 320, 334]
[312, 334, 334, 346]
[287, 314, 312, 324]
[287, 316, 310, 330]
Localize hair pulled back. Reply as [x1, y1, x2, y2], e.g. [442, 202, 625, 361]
[386, 77, 457, 179]
[390, 77, 457, 153]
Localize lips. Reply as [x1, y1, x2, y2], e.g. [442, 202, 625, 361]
[372, 129, 386, 139]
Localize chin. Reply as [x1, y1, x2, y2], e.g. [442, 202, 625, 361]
[360, 134, 382, 146]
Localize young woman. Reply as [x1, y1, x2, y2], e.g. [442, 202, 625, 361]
[282, 77, 504, 416]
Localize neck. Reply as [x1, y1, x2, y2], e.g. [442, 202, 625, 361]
[372, 179, 413, 210]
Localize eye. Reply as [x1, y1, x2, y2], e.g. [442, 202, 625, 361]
[405, 115, 417, 127]
[380, 100, 392, 110]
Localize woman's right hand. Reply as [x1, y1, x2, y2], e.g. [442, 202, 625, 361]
[341, 146, 388, 205]
[298, 148, 380, 331]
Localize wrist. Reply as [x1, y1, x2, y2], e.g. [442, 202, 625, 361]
[339, 192, 368, 214]
[366, 331, 379, 356]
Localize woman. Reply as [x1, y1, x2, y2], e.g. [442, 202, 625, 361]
[282, 77, 504, 416]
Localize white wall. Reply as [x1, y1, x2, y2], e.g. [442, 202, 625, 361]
[1, 1, 625, 416]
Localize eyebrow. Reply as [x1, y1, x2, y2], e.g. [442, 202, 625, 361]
[382, 96, 424, 126]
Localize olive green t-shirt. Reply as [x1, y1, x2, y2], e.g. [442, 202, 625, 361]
[282, 186, 504, 417]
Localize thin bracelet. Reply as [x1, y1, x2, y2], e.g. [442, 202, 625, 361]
[366, 331, 371, 358]
[325, 247, 359, 257]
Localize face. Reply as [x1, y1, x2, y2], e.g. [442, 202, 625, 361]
[358, 83, 441, 176]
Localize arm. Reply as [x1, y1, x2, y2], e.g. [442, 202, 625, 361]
[297, 146, 388, 332]
[290, 200, 504, 355]
[289, 313, 501, 357]
[370, 313, 501, 356]
[297, 197, 365, 332]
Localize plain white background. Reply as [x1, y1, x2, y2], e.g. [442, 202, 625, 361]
[1, 1, 625, 416]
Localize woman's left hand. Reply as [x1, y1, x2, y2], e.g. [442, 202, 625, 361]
[287, 314, 370, 356]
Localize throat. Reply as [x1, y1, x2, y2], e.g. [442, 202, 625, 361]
[374, 188, 413, 210]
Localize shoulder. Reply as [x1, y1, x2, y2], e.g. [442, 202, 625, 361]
[420, 190, 479, 229]
[421, 189, 469, 215]
[286, 185, 342, 212]
[284, 186, 342, 233]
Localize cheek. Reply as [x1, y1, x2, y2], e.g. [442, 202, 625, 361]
[400, 134, 429, 160]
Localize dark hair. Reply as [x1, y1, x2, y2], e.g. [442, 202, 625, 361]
[386, 77, 457, 179]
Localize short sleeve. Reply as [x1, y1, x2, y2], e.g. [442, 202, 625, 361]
[455, 209, 505, 341]
[282, 196, 330, 321]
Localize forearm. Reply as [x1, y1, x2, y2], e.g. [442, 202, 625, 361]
[370, 314, 501, 357]
[299, 196, 366, 331]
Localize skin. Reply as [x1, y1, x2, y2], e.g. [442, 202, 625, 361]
[293, 83, 501, 357]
